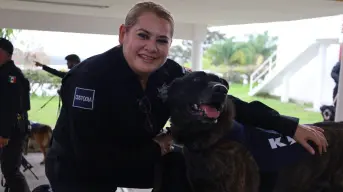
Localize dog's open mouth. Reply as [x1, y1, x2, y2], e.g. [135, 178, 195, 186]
[191, 102, 222, 120]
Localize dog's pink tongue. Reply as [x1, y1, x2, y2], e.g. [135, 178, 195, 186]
[200, 104, 220, 118]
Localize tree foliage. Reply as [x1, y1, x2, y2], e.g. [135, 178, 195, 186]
[205, 31, 278, 66]
[169, 30, 278, 67]
[0, 28, 15, 39]
[168, 29, 226, 64]
[23, 70, 61, 96]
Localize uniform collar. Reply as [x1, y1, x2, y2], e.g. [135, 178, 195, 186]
[0, 60, 14, 69]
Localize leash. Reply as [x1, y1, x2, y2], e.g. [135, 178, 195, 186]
[36, 95, 56, 113]
[29, 91, 61, 121]
[163, 126, 196, 192]
[21, 156, 39, 180]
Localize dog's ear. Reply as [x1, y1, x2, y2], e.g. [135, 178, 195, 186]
[220, 78, 229, 90]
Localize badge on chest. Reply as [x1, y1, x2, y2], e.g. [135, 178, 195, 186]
[157, 83, 169, 102]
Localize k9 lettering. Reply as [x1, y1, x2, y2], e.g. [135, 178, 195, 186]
[268, 136, 296, 149]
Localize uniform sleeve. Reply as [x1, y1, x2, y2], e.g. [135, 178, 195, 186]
[331, 63, 340, 83]
[42, 65, 66, 78]
[23, 78, 31, 111]
[0, 74, 21, 138]
[229, 95, 299, 137]
[61, 73, 162, 175]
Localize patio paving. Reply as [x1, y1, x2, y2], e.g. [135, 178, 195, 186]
[0, 153, 152, 192]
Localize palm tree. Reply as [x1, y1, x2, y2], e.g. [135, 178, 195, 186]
[246, 31, 278, 64]
[205, 37, 236, 66]
[229, 42, 256, 65]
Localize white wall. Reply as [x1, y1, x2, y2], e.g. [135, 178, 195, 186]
[270, 16, 342, 105]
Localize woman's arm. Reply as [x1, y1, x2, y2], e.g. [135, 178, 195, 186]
[229, 95, 298, 137]
[228, 95, 327, 155]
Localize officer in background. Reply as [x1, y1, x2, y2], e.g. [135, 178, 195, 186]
[331, 60, 341, 106]
[0, 38, 31, 192]
[35, 54, 81, 78]
[35, 54, 80, 111]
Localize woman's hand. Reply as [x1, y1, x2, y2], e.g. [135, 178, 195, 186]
[153, 133, 174, 156]
[293, 124, 328, 155]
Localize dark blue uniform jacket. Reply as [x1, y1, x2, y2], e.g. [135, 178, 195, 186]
[51, 46, 299, 186]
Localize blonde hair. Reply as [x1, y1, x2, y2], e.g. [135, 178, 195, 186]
[125, 1, 174, 37]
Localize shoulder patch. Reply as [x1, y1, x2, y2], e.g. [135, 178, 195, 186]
[72, 87, 95, 110]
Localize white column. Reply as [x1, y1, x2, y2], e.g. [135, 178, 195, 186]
[335, 43, 343, 121]
[313, 44, 328, 111]
[190, 24, 207, 71]
[280, 73, 290, 103]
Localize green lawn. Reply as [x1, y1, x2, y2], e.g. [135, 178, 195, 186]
[28, 95, 61, 127]
[28, 84, 323, 127]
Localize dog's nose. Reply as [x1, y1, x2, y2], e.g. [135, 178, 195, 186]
[209, 82, 228, 94]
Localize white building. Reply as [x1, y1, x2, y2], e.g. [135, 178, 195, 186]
[273, 16, 342, 106]
[249, 15, 342, 110]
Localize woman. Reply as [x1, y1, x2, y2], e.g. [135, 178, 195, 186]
[45, 2, 328, 192]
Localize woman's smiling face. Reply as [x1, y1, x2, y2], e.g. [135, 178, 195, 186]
[119, 12, 173, 76]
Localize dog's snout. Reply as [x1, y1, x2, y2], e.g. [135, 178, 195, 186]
[209, 82, 228, 94]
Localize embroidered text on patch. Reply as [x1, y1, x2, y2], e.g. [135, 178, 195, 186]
[8, 76, 16, 83]
[72, 87, 95, 110]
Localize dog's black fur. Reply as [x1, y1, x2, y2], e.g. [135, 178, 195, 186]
[167, 71, 343, 192]
[167, 71, 260, 192]
[320, 105, 335, 122]
[274, 120, 343, 192]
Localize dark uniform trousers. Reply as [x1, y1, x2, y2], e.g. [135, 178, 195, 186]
[1, 115, 30, 192]
[46, 140, 191, 192]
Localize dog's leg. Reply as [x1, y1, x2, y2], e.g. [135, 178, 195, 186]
[33, 134, 46, 165]
[39, 143, 46, 165]
[22, 135, 29, 156]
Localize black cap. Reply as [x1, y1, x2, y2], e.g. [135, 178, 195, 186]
[0, 38, 14, 55]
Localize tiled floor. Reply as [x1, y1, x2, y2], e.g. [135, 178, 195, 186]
[0, 153, 152, 192]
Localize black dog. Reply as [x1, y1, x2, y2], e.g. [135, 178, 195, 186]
[320, 105, 335, 121]
[167, 71, 343, 192]
[167, 71, 260, 192]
